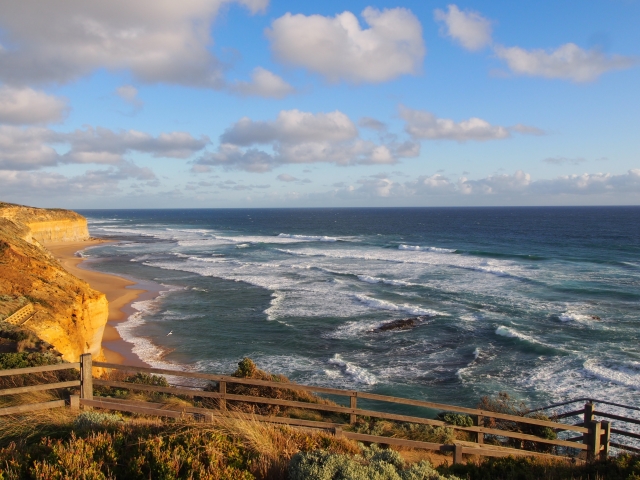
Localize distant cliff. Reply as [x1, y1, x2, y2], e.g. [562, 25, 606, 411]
[0, 202, 90, 244]
[0, 202, 107, 362]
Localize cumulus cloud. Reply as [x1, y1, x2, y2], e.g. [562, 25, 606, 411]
[196, 109, 419, 172]
[495, 43, 637, 82]
[400, 106, 510, 141]
[327, 169, 640, 200]
[266, 7, 425, 83]
[0, 160, 158, 198]
[543, 157, 587, 165]
[0, 125, 209, 170]
[0, 86, 68, 125]
[229, 67, 295, 98]
[434, 4, 492, 51]
[358, 117, 387, 131]
[0, 0, 268, 87]
[277, 173, 297, 182]
[116, 85, 143, 111]
[221, 110, 358, 145]
[399, 106, 544, 142]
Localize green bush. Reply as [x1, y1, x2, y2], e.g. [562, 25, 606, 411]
[0, 351, 60, 370]
[351, 419, 455, 445]
[124, 372, 169, 387]
[73, 411, 123, 430]
[437, 412, 474, 428]
[289, 444, 460, 480]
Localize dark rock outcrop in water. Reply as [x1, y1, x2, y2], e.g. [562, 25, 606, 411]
[374, 316, 428, 332]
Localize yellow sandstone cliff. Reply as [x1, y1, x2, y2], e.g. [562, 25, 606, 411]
[0, 202, 108, 362]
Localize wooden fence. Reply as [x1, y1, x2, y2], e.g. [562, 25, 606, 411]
[531, 398, 640, 455]
[2, 353, 638, 464]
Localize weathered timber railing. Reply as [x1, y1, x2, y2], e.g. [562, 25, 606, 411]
[531, 398, 640, 456]
[0, 361, 80, 415]
[3, 353, 633, 464]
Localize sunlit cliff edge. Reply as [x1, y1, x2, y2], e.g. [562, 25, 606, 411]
[0, 201, 107, 362]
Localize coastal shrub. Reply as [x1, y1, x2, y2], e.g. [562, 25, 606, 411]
[124, 372, 170, 387]
[437, 412, 474, 428]
[289, 444, 460, 480]
[441, 454, 640, 480]
[0, 421, 255, 479]
[200, 358, 339, 418]
[350, 419, 455, 445]
[477, 392, 557, 452]
[73, 411, 123, 430]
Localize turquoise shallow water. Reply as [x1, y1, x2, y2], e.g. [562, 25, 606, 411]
[76, 207, 640, 413]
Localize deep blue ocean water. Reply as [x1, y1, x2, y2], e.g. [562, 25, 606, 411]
[76, 207, 640, 411]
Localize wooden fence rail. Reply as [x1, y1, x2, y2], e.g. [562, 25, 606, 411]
[3, 353, 640, 464]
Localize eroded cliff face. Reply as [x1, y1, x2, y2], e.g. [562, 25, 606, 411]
[0, 203, 107, 362]
[0, 203, 89, 245]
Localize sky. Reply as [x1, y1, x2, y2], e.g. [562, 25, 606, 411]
[0, 0, 638, 208]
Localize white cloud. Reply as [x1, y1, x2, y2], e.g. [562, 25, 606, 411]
[230, 67, 295, 98]
[0, 86, 68, 125]
[266, 7, 425, 83]
[458, 170, 531, 194]
[221, 109, 358, 145]
[495, 43, 637, 82]
[358, 117, 387, 131]
[327, 169, 640, 200]
[543, 157, 587, 165]
[196, 109, 419, 172]
[400, 106, 510, 142]
[277, 173, 297, 182]
[0, 0, 268, 87]
[434, 4, 492, 51]
[116, 85, 144, 112]
[0, 125, 209, 170]
[0, 161, 158, 198]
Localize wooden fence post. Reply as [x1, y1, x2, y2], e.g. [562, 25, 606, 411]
[350, 393, 357, 425]
[80, 354, 93, 403]
[587, 420, 602, 461]
[582, 402, 594, 455]
[475, 415, 484, 445]
[600, 421, 611, 459]
[334, 426, 343, 438]
[69, 394, 79, 411]
[218, 381, 226, 411]
[453, 444, 464, 465]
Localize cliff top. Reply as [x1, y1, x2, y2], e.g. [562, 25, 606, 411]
[0, 202, 85, 225]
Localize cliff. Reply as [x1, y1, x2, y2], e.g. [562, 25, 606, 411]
[0, 202, 90, 244]
[0, 202, 107, 362]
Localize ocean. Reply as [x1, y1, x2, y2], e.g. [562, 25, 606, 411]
[76, 207, 640, 411]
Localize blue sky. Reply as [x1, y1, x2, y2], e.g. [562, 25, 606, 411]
[0, 0, 638, 208]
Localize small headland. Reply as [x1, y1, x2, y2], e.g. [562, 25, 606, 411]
[0, 201, 109, 363]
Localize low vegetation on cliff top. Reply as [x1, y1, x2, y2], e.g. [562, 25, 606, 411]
[1, 354, 640, 479]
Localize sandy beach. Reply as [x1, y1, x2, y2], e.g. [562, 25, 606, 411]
[46, 239, 148, 366]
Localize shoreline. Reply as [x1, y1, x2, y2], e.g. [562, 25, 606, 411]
[45, 239, 149, 366]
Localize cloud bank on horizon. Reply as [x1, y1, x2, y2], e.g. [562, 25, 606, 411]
[0, 0, 638, 208]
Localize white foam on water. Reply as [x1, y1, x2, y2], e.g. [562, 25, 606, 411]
[278, 233, 338, 242]
[115, 288, 184, 372]
[236, 243, 250, 248]
[353, 294, 441, 317]
[328, 354, 377, 385]
[473, 347, 481, 360]
[265, 292, 284, 321]
[583, 359, 640, 390]
[399, 244, 456, 253]
[559, 311, 600, 323]
[357, 275, 413, 286]
[495, 325, 542, 346]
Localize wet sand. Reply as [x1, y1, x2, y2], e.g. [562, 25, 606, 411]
[46, 239, 148, 366]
